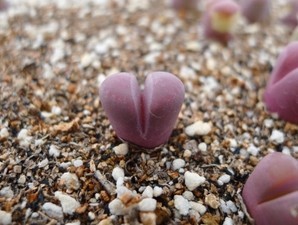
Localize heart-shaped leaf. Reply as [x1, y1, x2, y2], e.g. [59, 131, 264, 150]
[242, 152, 298, 225]
[99, 72, 185, 149]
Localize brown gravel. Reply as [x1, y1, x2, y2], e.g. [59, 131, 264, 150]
[0, 0, 298, 224]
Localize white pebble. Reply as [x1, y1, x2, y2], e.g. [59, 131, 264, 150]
[0, 187, 14, 199]
[113, 143, 129, 156]
[38, 158, 49, 168]
[282, 147, 291, 155]
[185, 121, 212, 136]
[138, 198, 157, 212]
[174, 195, 190, 216]
[184, 171, 206, 191]
[51, 106, 62, 115]
[18, 175, 26, 184]
[269, 130, 285, 144]
[183, 191, 194, 201]
[73, 159, 83, 167]
[264, 119, 273, 128]
[247, 144, 259, 156]
[109, 199, 127, 215]
[198, 142, 207, 152]
[66, 221, 80, 225]
[172, 159, 185, 171]
[0, 127, 9, 138]
[17, 129, 32, 147]
[0, 210, 12, 225]
[223, 217, 234, 225]
[88, 212, 95, 220]
[189, 201, 207, 215]
[153, 186, 163, 197]
[42, 202, 64, 220]
[55, 191, 80, 215]
[112, 167, 125, 181]
[183, 149, 192, 158]
[217, 174, 231, 186]
[49, 145, 60, 157]
[60, 172, 80, 190]
[142, 186, 153, 198]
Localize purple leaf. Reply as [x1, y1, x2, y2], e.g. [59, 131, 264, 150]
[264, 41, 298, 124]
[242, 152, 298, 225]
[99, 72, 185, 149]
[202, 0, 240, 44]
[281, 0, 298, 28]
[240, 0, 271, 23]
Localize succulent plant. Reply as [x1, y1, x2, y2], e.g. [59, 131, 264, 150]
[281, 0, 298, 28]
[242, 152, 298, 225]
[202, 0, 240, 44]
[264, 41, 298, 124]
[99, 72, 185, 149]
[240, 0, 271, 23]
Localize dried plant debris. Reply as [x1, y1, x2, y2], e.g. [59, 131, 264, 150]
[0, 0, 297, 224]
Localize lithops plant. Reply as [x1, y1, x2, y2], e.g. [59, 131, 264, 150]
[240, 0, 271, 23]
[264, 41, 298, 124]
[281, 0, 298, 28]
[99, 72, 185, 149]
[202, 0, 240, 44]
[242, 152, 298, 225]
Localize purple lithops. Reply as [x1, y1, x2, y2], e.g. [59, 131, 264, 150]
[264, 41, 298, 124]
[0, 0, 8, 10]
[202, 0, 240, 44]
[240, 0, 271, 23]
[242, 152, 298, 225]
[281, 0, 298, 28]
[99, 72, 185, 149]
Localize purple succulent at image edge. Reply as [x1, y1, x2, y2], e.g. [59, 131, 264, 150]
[281, 0, 298, 28]
[242, 152, 298, 225]
[99, 72, 185, 149]
[264, 41, 298, 124]
[202, 0, 240, 44]
[240, 0, 271, 23]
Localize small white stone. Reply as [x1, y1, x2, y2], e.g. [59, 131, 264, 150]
[55, 191, 80, 215]
[51, 106, 62, 115]
[80, 53, 96, 68]
[264, 119, 273, 128]
[18, 174, 26, 184]
[113, 143, 129, 156]
[35, 139, 45, 146]
[112, 167, 125, 181]
[185, 121, 212, 136]
[217, 174, 231, 186]
[138, 198, 157, 212]
[0, 187, 14, 199]
[73, 159, 83, 167]
[0, 210, 12, 225]
[172, 159, 185, 171]
[38, 158, 49, 168]
[189, 201, 207, 215]
[183, 149, 192, 158]
[0, 127, 9, 138]
[60, 172, 80, 190]
[142, 186, 153, 198]
[65, 221, 80, 225]
[198, 142, 207, 152]
[184, 171, 206, 191]
[174, 195, 190, 216]
[227, 200, 237, 213]
[17, 129, 32, 147]
[153, 186, 163, 197]
[42, 202, 64, 220]
[282, 147, 291, 155]
[182, 191, 194, 201]
[108, 199, 127, 215]
[223, 217, 234, 225]
[88, 212, 95, 220]
[247, 144, 259, 156]
[269, 130, 285, 144]
[49, 145, 60, 157]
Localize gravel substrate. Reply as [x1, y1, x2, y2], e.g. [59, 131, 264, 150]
[0, 0, 298, 224]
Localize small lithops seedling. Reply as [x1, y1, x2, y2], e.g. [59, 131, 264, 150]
[264, 41, 298, 124]
[240, 0, 271, 23]
[99, 72, 185, 149]
[281, 0, 298, 28]
[202, 0, 240, 44]
[242, 152, 298, 225]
